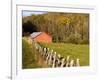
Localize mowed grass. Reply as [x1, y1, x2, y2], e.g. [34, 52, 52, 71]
[40, 43, 89, 66]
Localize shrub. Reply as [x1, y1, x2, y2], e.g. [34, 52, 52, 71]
[67, 33, 81, 44]
[79, 38, 89, 44]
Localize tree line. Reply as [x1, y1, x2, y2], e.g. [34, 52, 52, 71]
[22, 12, 89, 44]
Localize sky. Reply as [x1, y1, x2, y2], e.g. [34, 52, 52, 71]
[22, 11, 47, 17]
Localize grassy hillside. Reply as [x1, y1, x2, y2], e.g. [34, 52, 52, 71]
[22, 39, 41, 69]
[40, 43, 89, 66]
[22, 38, 49, 69]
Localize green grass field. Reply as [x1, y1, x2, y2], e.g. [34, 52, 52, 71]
[40, 43, 89, 66]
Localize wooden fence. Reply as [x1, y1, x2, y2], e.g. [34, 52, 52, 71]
[33, 42, 80, 68]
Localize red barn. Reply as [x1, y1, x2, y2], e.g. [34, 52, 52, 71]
[30, 32, 52, 43]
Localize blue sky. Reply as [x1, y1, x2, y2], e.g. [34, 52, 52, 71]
[22, 11, 47, 17]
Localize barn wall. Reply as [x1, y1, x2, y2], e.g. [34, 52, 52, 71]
[33, 33, 52, 43]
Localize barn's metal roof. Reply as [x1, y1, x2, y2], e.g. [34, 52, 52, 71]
[30, 32, 42, 38]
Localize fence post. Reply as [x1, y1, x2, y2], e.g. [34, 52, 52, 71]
[70, 60, 74, 67]
[61, 58, 65, 67]
[76, 58, 80, 66]
[52, 52, 57, 68]
[48, 49, 53, 67]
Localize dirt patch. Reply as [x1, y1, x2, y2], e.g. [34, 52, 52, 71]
[32, 46, 48, 68]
